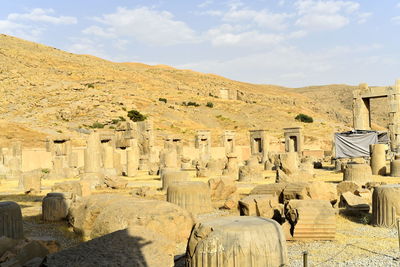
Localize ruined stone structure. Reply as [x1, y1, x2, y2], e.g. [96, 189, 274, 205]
[372, 185, 400, 228]
[126, 139, 139, 177]
[219, 88, 238, 100]
[390, 155, 400, 177]
[0, 201, 23, 239]
[284, 127, 303, 154]
[186, 216, 288, 267]
[167, 181, 213, 214]
[46, 136, 78, 179]
[249, 129, 269, 163]
[136, 120, 155, 167]
[370, 144, 386, 175]
[343, 163, 372, 183]
[2, 142, 22, 180]
[195, 130, 211, 162]
[221, 130, 236, 154]
[353, 80, 400, 152]
[161, 170, 189, 191]
[285, 199, 335, 240]
[42, 193, 72, 221]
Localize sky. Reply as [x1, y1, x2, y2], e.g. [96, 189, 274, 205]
[1, 0, 400, 87]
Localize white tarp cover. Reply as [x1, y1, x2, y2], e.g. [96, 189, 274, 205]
[335, 131, 378, 158]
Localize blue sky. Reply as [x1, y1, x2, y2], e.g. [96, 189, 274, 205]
[1, 0, 400, 87]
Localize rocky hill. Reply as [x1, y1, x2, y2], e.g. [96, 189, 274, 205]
[0, 34, 366, 149]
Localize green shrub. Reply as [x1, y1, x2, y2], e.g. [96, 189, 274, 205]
[127, 110, 147, 122]
[119, 116, 126, 121]
[86, 83, 95, 88]
[111, 119, 120, 124]
[159, 98, 167, 103]
[206, 102, 214, 108]
[295, 113, 313, 123]
[182, 101, 200, 107]
[91, 122, 105, 128]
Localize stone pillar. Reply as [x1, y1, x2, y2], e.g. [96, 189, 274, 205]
[126, 139, 139, 177]
[84, 132, 101, 173]
[388, 79, 400, 152]
[221, 130, 236, 154]
[370, 144, 386, 175]
[102, 144, 114, 169]
[195, 130, 211, 162]
[249, 130, 269, 163]
[353, 84, 371, 130]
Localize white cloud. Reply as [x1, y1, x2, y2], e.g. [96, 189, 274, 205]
[392, 16, 400, 25]
[82, 26, 115, 38]
[67, 38, 111, 59]
[294, 0, 369, 31]
[206, 24, 283, 46]
[198, 0, 213, 8]
[0, 19, 43, 41]
[8, 8, 77, 24]
[86, 7, 198, 46]
[222, 8, 292, 30]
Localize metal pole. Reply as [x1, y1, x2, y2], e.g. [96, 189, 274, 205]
[303, 251, 308, 267]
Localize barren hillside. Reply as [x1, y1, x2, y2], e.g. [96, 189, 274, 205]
[0, 34, 354, 149]
[288, 84, 389, 130]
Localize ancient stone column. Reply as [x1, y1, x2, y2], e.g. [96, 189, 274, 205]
[20, 169, 42, 193]
[161, 170, 189, 191]
[372, 185, 400, 228]
[113, 151, 122, 176]
[126, 140, 139, 177]
[353, 84, 371, 130]
[343, 163, 372, 183]
[370, 144, 386, 175]
[390, 156, 400, 177]
[102, 144, 114, 170]
[167, 181, 213, 214]
[42, 193, 72, 222]
[186, 216, 288, 266]
[0, 202, 24, 239]
[84, 132, 101, 173]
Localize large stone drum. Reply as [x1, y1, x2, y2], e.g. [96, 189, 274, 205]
[343, 163, 372, 183]
[372, 185, 400, 228]
[0, 201, 23, 239]
[186, 216, 288, 267]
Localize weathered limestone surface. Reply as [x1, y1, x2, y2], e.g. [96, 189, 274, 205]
[167, 181, 212, 214]
[42, 226, 175, 267]
[390, 157, 400, 177]
[186, 216, 288, 267]
[68, 195, 194, 249]
[340, 192, 370, 213]
[343, 163, 372, 183]
[42, 193, 72, 222]
[370, 144, 386, 175]
[336, 181, 360, 196]
[250, 183, 287, 197]
[0, 202, 23, 239]
[239, 195, 283, 222]
[52, 181, 91, 197]
[372, 185, 400, 228]
[238, 157, 263, 182]
[285, 199, 335, 240]
[161, 170, 189, 191]
[20, 169, 43, 193]
[208, 177, 237, 201]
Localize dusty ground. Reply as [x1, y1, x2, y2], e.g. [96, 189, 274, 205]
[1, 166, 400, 266]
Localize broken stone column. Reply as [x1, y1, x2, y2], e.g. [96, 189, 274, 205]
[84, 132, 101, 173]
[161, 170, 189, 191]
[343, 163, 372, 183]
[391, 155, 400, 177]
[239, 194, 283, 222]
[126, 140, 139, 177]
[186, 216, 288, 266]
[372, 185, 400, 228]
[4, 141, 22, 180]
[0, 201, 24, 239]
[20, 169, 42, 193]
[160, 148, 178, 169]
[167, 181, 212, 214]
[370, 144, 386, 175]
[222, 153, 239, 178]
[42, 193, 72, 222]
[238, 157, 263, 182]
[102, 144, 114, 170]
[353, 84, 371, 130]
[195, 130, 211, 162]
[285, 199, 335, 240]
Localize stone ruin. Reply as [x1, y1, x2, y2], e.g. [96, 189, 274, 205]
[284, 127, 303, 155]
[249, 129, 269, 163]
[195, 130, 211, 162]
[186, 216, 288, 267]
[0, 142, 22, 180]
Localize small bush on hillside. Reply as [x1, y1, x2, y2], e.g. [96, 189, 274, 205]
[127, 110, 147, 122]
[295, 113, 313, 123]
[159, 98, 167, 103]
[206, 102, 214, 108]
[91, 122, 105, 128]
[182, 101, 200, 107]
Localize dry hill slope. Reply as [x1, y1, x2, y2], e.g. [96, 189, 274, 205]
[0, 34, 351, 149]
